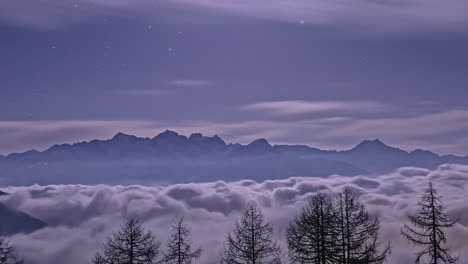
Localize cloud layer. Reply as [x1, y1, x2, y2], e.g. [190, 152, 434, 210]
[1, 0, 467, 32]
[241, 100, 385, 115]
[1, 164, 468, 264]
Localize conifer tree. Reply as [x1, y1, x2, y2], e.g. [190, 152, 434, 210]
[93, 217, 160, 264]
[287, 193, 336, 264]
[333, 188, 390, 264]
[162, 218, 201, 264]
[401, 182, 459, 264]
[0, 236, 22, 264]
[221, 201, 282, 264]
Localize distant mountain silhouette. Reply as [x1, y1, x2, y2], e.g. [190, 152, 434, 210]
[0, 202, 47, 236]
[0, 131, 467, 186]
[348, 139, 405, 154]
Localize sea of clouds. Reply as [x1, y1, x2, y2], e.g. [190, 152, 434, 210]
[1, 164, 468, 264]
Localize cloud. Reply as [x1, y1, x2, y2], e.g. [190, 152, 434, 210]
[171, 110, 468, 155]
[326, 110, 468, 139]
[1, 164, 468, 264]
[0, 120, 161, 155]
[173, 0, 468, 32]
[111, 80, 212, 97]
[1, 0, 467, 32]
[2, 108, 468, 156]
[115, 90, 170, 96]
[241, 100, 385, 115]
[0, 0, 148, 29]
[168, 80, 213, 87]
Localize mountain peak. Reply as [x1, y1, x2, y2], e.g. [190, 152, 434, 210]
[350, 139, 406, 155]
[204, 135, 226, 146]
[188, 133, 227, 148]
[189, 133, 204, 141]
[110, 132, 143, 145]
[153, 130, 182, 140]
[410, 149, 440, 158]
[247, 138, 272, 149]
[211, 135, 224, 142]
[112, 132, 136, 141]
[359, 139, 385, 146]
[160, 130, 179, 136]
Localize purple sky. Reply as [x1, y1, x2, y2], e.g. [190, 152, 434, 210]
[1, 0, 468, 155]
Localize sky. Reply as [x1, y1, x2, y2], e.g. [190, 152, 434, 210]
[1, 0, 468, 156]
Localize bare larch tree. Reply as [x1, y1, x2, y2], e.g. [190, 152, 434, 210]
[93, 217, 160, 264]
[0, 236, 22, 264]
[287, 193, 336, 264]
[220, 201, 282, 264]
[162, 218, 201, 264]
[401, 182, 459, 264]
[333, 188, 390, 264]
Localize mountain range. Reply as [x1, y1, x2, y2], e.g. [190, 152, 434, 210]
[1, 130, 467, 186]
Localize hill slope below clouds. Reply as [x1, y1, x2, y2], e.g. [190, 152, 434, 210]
[0, 202, 47, 236]
[0, 131, 467, 186]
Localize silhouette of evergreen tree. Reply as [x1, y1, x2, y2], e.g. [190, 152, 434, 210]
[401, 182, 459, 264]
[221, 201, 282, 264]
[161, 218, 201, 264]
[93, 217, 160, 264]
[0, 236, 22, 264]
[287, 193, 336, 264]
[333, 188, 390, 264]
